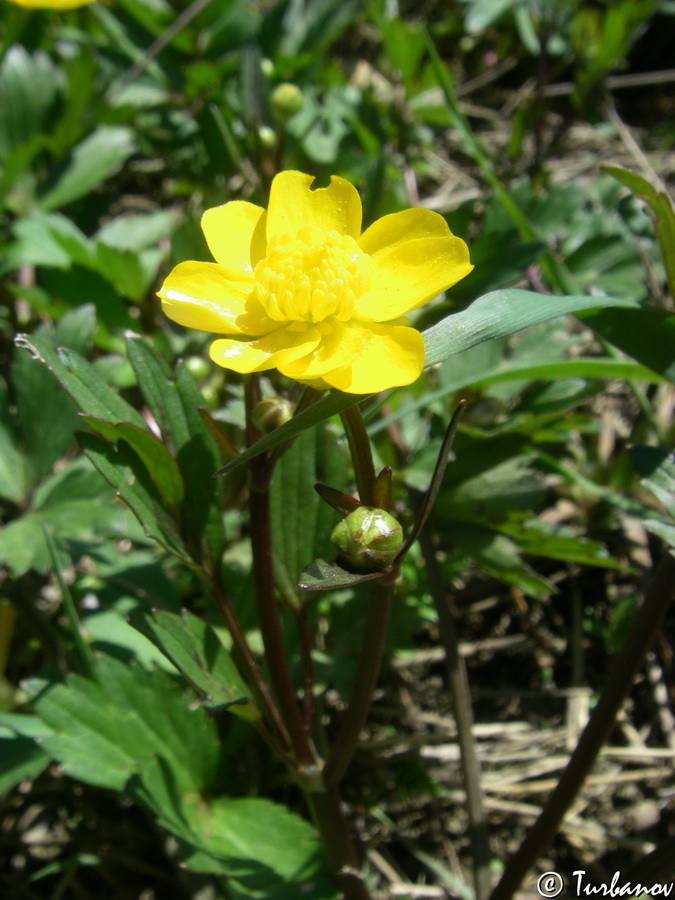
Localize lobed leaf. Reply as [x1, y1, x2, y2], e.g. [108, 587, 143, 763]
[133, 610, 259, 722]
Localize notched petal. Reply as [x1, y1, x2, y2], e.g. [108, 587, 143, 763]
[266, 171, 362, 242]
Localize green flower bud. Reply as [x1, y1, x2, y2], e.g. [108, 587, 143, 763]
[270, 82, 304, 119]
[331, 507, 403, 574]
[258, 125, 276, 148]
[251, 397, 294, 433]
[184, 355, 210, 380]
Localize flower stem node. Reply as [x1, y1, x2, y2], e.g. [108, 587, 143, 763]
[331, 507, 403, 574]
[251, 397, 295, 433]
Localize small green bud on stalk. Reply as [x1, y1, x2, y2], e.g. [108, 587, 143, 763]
[270, 82, 304, 120]
[251, 397, 294, 433]
[331, 507, 403, 574]
[260, 58, 275, 79]
[184, 355, 211, 380]
[258, 125, 276, 149]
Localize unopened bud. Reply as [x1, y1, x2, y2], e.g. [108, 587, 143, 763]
[261, 58, 275, 79]
[251, 398, 294, 432]
[258, 125, 276, 148]
[184, 356, 210, 380]
[270, 82, 303, 120]
[331, 507, 403, 574]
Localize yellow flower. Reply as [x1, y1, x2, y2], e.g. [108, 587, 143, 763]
[6, 0, 94, 7]
[158, 171, 472, 394]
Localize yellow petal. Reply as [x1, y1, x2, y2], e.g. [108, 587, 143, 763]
[209, 324, 321, 374]
[8, 0, 94, 7]
[201, 201, 267, 271]
[281, 321, 365, 380]
[158, 261, 273, 336]
[266, 171, 362, 242]
[355, 236, 473, 323]
[359, 207, 455, 255]
[290, 322, 425, 394]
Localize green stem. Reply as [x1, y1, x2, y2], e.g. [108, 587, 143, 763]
[323, 579, 393, 789]
[308, 790, 373, 900]
[341, 404, 376, 506]
[489, 551, 675, 900]
[248, 461, 315, 766]
[244, 375, 314, 766]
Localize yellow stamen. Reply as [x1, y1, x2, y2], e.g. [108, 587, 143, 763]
[253, 226, 373, 324]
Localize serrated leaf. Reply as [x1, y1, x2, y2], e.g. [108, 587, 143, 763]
[216, 289, 639, 478]
[81, 416, 184, 507]
[77, 431, 188, 561]
[27, 654, 219, 794]
[0, 457, 118, 576]
[133, 610, 259, 722]
[134, 765, 335, 900]
[40, 126, 136, 211]
[126, 337, 225, 563]
[14, 333, 146, 430]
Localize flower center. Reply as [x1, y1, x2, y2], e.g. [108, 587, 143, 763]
[253, 226, 372, 323]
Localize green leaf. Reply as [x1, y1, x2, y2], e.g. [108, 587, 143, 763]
[126, 336, 188, 453]
[40, 126, 136, 211]
[133, 610, 259, 722]
[0, 46, 63, 163]
[217, 289, 639, 477]
[76, 431, 188, 561]
[134, 763, 335, 900]
[603, 164, 675, 299]
[629, 446, 675, 549]
[174, 361, 226, 564]
[14, 333, 146, 430]
[578, 307, 675, 383]
[27, 654, 220, 794]
[298, 558, 382, 591]
[94, 243, 150, 301]
[437, 456, 547, 522]
[95, 210, 176, 251]
[448, 524, 555, 600]
[126, 337, 225, 563]
[476, 356, 666, 387]
[81, 417, 184, 507]
[423, 289, 638, 367]
[0, 736, 50, 794]
[0, 457, 118, 576]
[12, 318, 91, 484]
[0, 377, 26, 503]
[271, 426, 345, 605]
